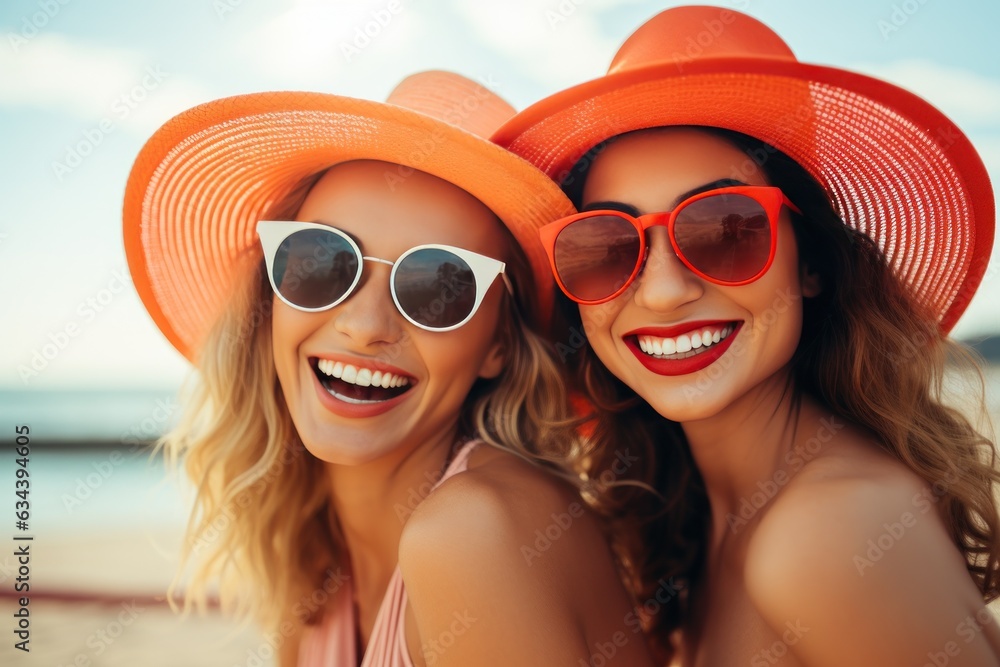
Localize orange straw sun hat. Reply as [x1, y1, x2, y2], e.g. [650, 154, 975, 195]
[124, 71, 574, 360]
[492, 5, 994, 333]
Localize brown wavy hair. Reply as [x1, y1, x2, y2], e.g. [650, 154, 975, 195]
[555, 127, 1000, 662]
[160, 166, 582, 635]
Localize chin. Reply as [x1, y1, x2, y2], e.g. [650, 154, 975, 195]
[621, 363, 752, 424]
[299, 434, 386, 466]
[639, 387, 729, 423]
[641, 359, 796, 425]
[289, 414, 385, 466]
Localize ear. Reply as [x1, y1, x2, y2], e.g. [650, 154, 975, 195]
[800, 262, 822, 298]
[478, 340, 506, 380]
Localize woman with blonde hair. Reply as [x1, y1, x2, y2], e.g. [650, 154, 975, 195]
[496, 6, 1000, 665]
[124, 71, 654, 666]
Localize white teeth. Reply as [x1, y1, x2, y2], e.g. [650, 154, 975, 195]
[315, 359, 411, 389]
[342, 365, 358, 383]
[636, 325, 736, 360]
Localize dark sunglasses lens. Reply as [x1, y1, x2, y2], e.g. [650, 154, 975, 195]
[394, 249, 477, 329]
[553, 215, 641, 302]
[674, 194, 772, 282]
[272, 229, 359, 309]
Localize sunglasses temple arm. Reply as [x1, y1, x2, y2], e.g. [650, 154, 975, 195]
[500, 272, 514, 296]
[783, 196, 802, 215]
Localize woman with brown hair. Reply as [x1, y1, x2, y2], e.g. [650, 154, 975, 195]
[496, 6, 1000, 665]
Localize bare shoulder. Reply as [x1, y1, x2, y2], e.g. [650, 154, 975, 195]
[399, 443, 606, 583]
[398, 444, 650, 666]
[743, 431, 995, 666]
[745, 442, 936, 594]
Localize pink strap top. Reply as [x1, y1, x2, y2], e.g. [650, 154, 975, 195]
[297, 440, 480, 667]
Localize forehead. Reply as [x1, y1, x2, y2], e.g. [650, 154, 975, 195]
[583, 127, 769, 208]
[295, 160, 506, 257]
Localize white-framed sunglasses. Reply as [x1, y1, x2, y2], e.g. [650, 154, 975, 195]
[257, 221, 513, 332]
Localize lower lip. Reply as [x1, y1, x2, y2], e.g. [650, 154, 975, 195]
[625, 324, 742, 377]
[311, 370, 413, 418]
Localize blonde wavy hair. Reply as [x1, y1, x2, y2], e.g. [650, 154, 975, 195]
[160, 169, 582, 634]
[556, 127, 1000, 663]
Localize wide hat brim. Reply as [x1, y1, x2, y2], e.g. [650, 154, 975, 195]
[124, 91, 575, 360]
[493, 57, 995, 333]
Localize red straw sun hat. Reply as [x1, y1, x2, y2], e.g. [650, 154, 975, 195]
[124, 71, 574, 360]
[492, 5, 994, 333]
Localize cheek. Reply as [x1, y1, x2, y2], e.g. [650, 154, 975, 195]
[579, 297, 624, 333]
[743, 248, 807, 369]
[423, 295, 505, 381]
[578, 308, 607, 360]
[751, 300, 803, 371]
[415, 334, 489, 404]
[577, 299, 630, 374]
[270, 300, 311, 384]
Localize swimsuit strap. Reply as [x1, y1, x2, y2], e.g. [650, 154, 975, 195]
[433, 438, 480, 489]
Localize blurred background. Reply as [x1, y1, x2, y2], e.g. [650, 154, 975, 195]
[1, 0, 998, 664]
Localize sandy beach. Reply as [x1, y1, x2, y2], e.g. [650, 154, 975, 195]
[0, 527, 273, 667]
[0, 599, 270, 667]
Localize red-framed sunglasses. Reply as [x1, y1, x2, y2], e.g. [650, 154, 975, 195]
[539, 185, 801, 304]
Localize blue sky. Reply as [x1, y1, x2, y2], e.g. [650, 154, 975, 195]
[2, 0, 999, 389]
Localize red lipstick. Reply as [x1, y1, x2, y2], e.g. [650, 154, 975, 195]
[624, 321, 742, 377]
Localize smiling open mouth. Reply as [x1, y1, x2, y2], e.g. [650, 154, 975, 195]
[622, 321, 743, 377]
[633, 323, 736, 360]
[311, 358, 414, 404]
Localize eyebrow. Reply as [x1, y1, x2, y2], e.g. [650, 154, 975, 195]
[580, 200, 641, 215]
[582, 178, 749, 214]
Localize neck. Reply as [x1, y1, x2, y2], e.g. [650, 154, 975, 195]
[682, 370, 830, 546]
[326, 424, 460, 599]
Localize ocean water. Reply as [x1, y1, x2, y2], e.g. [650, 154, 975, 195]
[0, 389, 190, 537]
[0, 368, 997, 539]
[0, 388, 180, 444]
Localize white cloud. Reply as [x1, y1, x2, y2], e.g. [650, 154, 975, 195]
[0, 32, 214, 134]
[0, 33, 138, 117]
[230, 0, 427, 91]
[450, 0, 644, 87]
[856, 59, 1000, 129]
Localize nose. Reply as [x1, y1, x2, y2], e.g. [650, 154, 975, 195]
[632, 227, 704, 311]
[327, 261, 405, 347]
